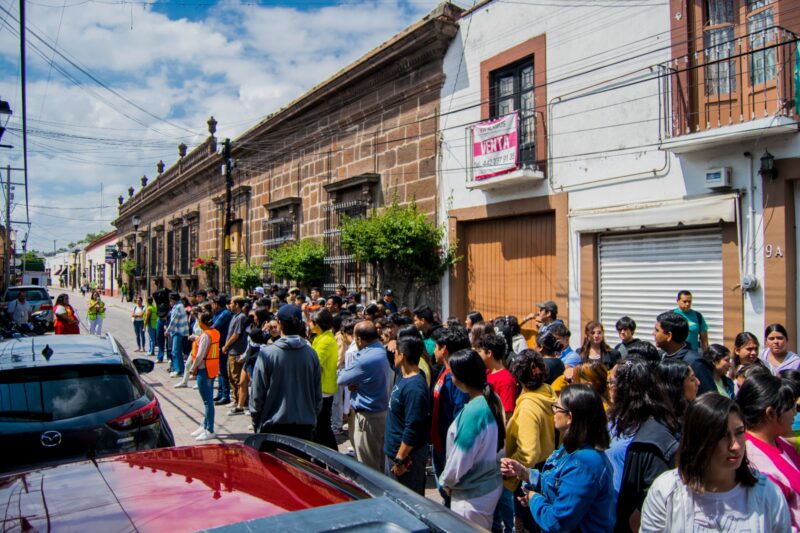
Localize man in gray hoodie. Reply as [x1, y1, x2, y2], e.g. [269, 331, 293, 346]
[250, 303, 322, 440]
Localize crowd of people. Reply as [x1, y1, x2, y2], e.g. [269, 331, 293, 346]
[115, 285, 800, 532]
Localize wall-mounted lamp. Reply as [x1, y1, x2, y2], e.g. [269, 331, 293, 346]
[759, 150, 777, 180]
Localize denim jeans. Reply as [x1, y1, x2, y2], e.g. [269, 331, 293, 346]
[384, 445, 429, 496]
[147, 326, 156, 354]
[216, 353, 230, 400]
[156, 319, 166, 361]
[491, 488, 514, 533]
[196, 369, 215, 432]
[171, 334, 185, 374]
[133, 320, 145, 349]
[432, 448, 451, 508]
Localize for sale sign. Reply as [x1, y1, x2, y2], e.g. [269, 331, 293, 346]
[472, 112, 518, 180]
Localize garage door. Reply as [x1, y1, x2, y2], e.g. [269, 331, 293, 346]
[464, 213, 555, 321]
[598, 229, 723, 346]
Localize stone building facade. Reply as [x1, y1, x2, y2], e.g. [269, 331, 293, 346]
[114, 3, 461, 300]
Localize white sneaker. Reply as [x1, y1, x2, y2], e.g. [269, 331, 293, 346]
[169, 371, 178, 378]
[174, 382, 188, 389]
[191, 426, 205, 437]
[247, 424, 254, 431]
[192, 384, 199, 389]
[195, 430, 216, 441]
[243, 410, 250, 416]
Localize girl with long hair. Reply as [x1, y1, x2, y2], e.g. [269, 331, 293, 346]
[737, 372, 800, 529]
[609, 359, 680, 532]
[502, 384, 615, 532]
[657, 359, 699, 422]
[578, 320, 620, 368]
[438, 348, 505, 529]
[760, 323, 800, 375]
[641, 393, 789, 531]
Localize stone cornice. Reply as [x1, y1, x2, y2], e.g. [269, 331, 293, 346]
[234, 3, 460, 152]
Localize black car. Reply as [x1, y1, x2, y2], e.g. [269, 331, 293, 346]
[0, 334, 174, 473]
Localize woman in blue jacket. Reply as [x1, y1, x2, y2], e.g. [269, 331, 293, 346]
[501, 384, 615, 532]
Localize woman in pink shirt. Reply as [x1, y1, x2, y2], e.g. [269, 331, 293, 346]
[736, 372, 800, 530]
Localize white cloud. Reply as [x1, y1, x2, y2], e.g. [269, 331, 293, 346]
[0, 0, 440, 251]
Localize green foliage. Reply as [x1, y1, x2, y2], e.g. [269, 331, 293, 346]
[20, 251, 45, 271]
[121, 258, 137, 277]
[83, 231, 109, 244]
[230, 260, 263, 292]
[340, 200, 459, 285]
[266, 238, 326, 288]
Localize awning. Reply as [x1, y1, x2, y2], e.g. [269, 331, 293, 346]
[569, 192, 738, 233]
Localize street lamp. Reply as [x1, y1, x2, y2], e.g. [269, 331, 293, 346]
[71, 249, 79, 290]
[0, 97, 12, 149]
[132, 215, 141, 299]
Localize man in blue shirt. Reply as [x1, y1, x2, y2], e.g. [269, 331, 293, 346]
[384, 335, 430, 495]
[338, 321, 390, 471]
[211, 295, 233, 405]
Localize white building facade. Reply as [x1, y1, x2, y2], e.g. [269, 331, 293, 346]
[439, 0, 800, 346]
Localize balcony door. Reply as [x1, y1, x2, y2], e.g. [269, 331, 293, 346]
[490, 58, 535, 167]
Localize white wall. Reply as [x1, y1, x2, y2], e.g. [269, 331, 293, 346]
[439, 1, 798, 336]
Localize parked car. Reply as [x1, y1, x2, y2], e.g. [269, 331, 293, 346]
[1, 285, 54, 329]
[0, 434, 479, 532]
[0, 334, 174, 473]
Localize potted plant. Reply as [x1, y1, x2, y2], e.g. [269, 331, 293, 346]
[193, 256, 218, 287]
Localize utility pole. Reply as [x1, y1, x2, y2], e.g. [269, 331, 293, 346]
[4, 166, 9, 293]
[222, 138, 233, 294]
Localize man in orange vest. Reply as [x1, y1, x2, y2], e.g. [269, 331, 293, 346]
[188, 310, 220, 441]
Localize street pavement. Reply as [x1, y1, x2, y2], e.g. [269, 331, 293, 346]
[53, 286, 257, 445]
[49, 285, 438, 500]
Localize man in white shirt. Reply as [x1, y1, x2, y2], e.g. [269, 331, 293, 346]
[7, 292, 31, 327]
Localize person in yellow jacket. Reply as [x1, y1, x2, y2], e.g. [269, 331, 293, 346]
[310, 308, 339, 450]
[87, 290, 106, 335]
[188, 311, 221, 441]
[503, 349, 558, 532]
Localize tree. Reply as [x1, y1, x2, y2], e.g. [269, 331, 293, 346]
[340, 200, 459, 304]
[20, 251, 45, 271]
[121, 258, 137, 277]
[266, 238, 326, 289]
[82, 230, 110, 244]
[230, 260, 262, 293]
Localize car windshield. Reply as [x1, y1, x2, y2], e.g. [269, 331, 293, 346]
[0, 365, 142, 421]
[5, 289, 49, 302]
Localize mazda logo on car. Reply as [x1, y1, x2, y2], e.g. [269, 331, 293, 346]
[40, 431, 62, 448]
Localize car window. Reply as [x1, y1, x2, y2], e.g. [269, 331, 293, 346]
[5, 289, 48, 302]
[0, 365, 143, 421]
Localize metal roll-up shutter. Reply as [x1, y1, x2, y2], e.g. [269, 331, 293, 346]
[598, 229, 723, 345]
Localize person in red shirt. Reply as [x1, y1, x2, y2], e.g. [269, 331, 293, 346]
[477, 332, 518, 420]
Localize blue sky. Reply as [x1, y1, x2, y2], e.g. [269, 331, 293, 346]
[0, 0, 443, 253]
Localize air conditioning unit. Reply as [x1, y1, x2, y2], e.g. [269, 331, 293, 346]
[704, 167, 731, 189]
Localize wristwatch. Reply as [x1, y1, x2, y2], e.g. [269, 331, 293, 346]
[393, 456, 412, 469]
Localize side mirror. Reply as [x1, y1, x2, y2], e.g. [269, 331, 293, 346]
[132, 358, 155, 375]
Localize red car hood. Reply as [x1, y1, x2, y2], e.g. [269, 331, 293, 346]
[0, 443, 358, 532]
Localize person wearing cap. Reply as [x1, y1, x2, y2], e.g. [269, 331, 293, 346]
[250, 303, 322, 440]
[211, 295, 233, 405]
[337, 320, 391, 471]
[252, 286, 265, 299]
[382, 289, 398, 314]
[522, 300, 564, 336]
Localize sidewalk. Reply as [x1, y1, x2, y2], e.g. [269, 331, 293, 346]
[52, 287, 253, 445]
